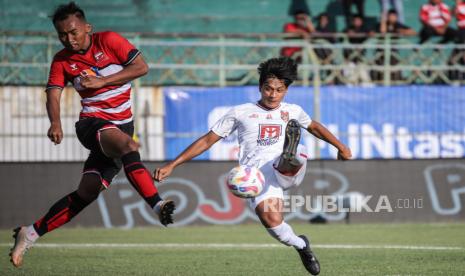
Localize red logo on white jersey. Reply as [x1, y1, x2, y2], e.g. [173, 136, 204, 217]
[257, 124, 281, 146]
[259, 124, 281, 139]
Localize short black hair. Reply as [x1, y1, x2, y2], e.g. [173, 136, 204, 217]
[51, 2, 86, 25]
[258, 57, 298, 87]
[387, 9, 398, 15]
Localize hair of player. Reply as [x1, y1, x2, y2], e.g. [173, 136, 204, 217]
[258, 57, 298, 88]
[51, 2, 86, 25]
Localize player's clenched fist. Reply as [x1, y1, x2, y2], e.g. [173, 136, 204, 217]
[47, 123, 63, 145]
[153, 164, 174, 182]
[337, 146, 352, 160]
[80, 74, 106, 89]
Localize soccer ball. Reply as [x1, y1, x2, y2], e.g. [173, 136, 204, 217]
[226, 165, 265, 198]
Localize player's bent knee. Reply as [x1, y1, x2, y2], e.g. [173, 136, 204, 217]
[77, 174, 103, 202]
[258, 210, 283, 228]
[126, 139, 139, 152]
[119, 137, 139, 156]
[263, 214, 283, 228]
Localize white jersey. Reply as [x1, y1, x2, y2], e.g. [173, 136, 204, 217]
[211, 102, 312, 167]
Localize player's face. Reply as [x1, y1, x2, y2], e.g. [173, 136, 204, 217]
[259, 78, 288, 109]
[55, 15, 92, 52]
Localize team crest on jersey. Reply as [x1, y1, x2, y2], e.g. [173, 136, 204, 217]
[257, 124, 281, 146]
[94, 51, 104, 61]
[280, 110, 289, 122]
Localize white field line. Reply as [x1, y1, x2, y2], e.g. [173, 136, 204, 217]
[0, 243, 463, 251]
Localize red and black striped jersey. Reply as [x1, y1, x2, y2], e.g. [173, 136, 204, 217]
[46, 31, 140, 124]
[420, 2, 451, 28]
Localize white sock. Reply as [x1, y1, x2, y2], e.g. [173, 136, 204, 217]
[266, 221, 306, 250]
[295, 144, 308, 165]
[26, 225, 39, 242]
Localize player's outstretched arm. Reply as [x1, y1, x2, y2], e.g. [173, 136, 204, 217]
[307, 120, 352, 160]
[80, 54, 149, 89]
[153, 131, 222, 182]
[46, 88, 63, 145]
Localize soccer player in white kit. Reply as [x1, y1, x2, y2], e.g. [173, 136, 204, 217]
[154, 57, 352, 275]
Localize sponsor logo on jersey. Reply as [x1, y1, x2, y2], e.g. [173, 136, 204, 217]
[70, 63, 78, 71]
[248, 114, 258, 119]
[257, 124, 281, 146]
[266, 114, 272, 120]
[281, 110, 289, 122]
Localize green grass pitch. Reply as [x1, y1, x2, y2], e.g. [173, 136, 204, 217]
[1, 223, 465, 275]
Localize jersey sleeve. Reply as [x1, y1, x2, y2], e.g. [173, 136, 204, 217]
[46, 59, 66, 91]
[297, 106, 312, 128]
[210, 107, 238, 138]
[103, 31, 141, 66]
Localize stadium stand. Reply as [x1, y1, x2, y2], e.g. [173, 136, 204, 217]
[0, 0, 434, 34]
[0, 1, 464, 166]
[2, 0, 464, 87]
[0, 0, 448, 33]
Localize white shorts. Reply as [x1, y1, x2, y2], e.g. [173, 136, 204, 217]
[249, 144, 308, 210]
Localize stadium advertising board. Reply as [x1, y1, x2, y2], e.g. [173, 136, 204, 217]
[1, 160, 464, 228]
[164, 86, 465, 160]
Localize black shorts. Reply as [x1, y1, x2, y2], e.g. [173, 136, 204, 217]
[75, 117, 134, 187]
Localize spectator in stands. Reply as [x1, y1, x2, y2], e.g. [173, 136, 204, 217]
[448, 0, 465, 80]
[314, 13, 335, 63]
[373, 9, 415, 81]
[343, 14, 374, 85]
[419, 0, 456, 44]
[343, 0, 365, 27]
[315, 13, 334, 37]
[455, 0, 465, 42]
[312, 13, 337, 82]
[379, 9, 415, 36]
[281, 10, 315, 61]
[379, 0, 405, 24]
[344, 14, 374, 62]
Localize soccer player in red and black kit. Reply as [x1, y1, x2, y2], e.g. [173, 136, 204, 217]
[9, 2, 175, 267]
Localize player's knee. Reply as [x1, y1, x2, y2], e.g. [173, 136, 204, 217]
[77, 187, 100, 203]
[122, 139, 139, 154]
[261, 212, 283, 228]
[77, 176, 103, 202]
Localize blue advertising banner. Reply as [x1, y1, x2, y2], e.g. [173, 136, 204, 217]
[164, 86, 465, 160]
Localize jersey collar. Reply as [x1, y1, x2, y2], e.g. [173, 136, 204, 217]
[256, 101, 281, 111]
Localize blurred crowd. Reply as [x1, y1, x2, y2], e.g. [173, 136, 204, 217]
[280, 0, 465, 84]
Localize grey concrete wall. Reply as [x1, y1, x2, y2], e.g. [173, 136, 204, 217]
[1, 159, 464, 229]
